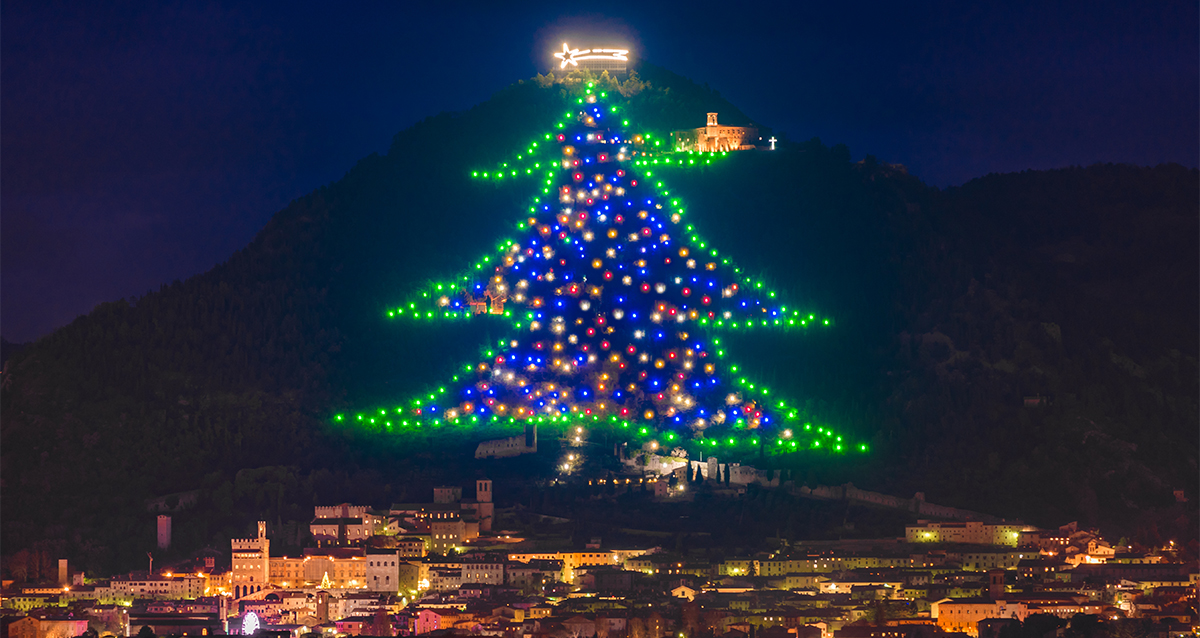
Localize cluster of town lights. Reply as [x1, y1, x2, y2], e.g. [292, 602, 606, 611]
[338, 83, 865, 456]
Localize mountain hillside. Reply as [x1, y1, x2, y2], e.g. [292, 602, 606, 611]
[2, 65, 1196, 578]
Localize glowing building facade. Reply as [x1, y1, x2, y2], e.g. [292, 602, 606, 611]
[671, 113, 760, 153]
[231, 522, 269, 599]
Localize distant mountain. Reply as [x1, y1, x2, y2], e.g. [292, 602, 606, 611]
[2, 64, 1195, 578]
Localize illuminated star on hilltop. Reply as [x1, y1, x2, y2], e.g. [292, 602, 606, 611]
[554, 42, 629, 69]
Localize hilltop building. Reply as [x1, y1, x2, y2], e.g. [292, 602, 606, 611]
[475, 424, 537, 459]
[671, 113, 760, 153]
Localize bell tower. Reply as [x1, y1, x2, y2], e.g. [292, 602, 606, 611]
[475, 479, 494, 532]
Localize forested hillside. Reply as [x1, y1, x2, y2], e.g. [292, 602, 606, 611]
[2, 65, 1195, 579]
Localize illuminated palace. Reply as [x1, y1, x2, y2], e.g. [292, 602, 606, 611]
[671, 113, 760, 153]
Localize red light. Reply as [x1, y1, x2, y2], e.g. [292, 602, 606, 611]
[573, 172, 583, 181]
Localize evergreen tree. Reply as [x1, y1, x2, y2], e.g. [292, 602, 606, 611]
[360, 82, 863, 458]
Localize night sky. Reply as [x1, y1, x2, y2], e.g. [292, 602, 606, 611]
[3, 0, 1196, 343]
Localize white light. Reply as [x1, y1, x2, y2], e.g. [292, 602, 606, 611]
[555, 43, 630, 69]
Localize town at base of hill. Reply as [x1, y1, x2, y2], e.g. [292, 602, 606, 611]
[3, 477, 1195, 638]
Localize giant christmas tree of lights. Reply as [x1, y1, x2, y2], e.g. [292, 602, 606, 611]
[341, 83, 865, 458]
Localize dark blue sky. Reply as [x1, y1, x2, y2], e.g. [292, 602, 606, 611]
[3, 0, 1196, 342]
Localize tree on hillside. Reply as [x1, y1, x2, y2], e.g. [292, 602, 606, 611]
[361, 82, 865, 461]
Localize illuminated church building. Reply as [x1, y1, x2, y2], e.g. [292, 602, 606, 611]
[671, 113, 760, 153]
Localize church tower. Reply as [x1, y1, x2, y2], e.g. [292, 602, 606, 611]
[475, 479, 494, 531]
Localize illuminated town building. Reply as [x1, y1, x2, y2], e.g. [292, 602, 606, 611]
[671, 113, 760, 152]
